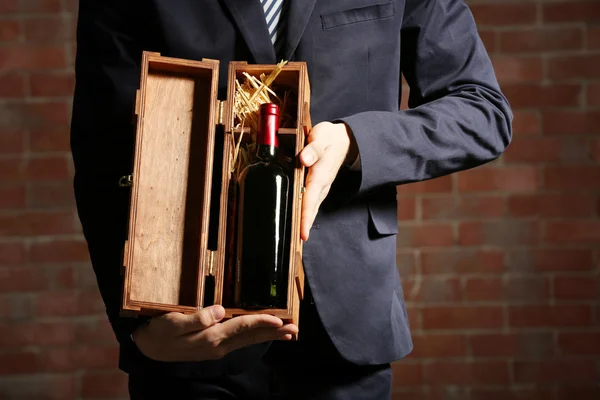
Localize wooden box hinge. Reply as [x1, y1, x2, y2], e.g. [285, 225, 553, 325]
[207, 250, 215, 276]
[218, 101, 224, 125]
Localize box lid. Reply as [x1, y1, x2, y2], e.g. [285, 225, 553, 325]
[123, 52, 220, 311]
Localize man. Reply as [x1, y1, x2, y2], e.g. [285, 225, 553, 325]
[71, 0, 512, 398]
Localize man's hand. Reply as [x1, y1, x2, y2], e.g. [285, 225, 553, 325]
[299, 121, 358, 241]
[132, 305, 298, 362]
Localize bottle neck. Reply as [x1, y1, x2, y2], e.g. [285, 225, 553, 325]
[256, 144, 278, 160]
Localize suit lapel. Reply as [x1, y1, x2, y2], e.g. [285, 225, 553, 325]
[222, 0, 276, 63]
[282, 0, 318, 60]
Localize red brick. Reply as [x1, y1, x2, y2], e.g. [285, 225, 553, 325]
[28, 183, 75, 208]
[546, 221, 600, 244]
[0, 130, 26, 154]
[0, 211, 76, 237]
[397, 224, 454, 248]
[35, 290, 78, 317]
[0, 74, 25, 97]
[392, 391, 428, 400]
[397, 251, 416, 276]
[542, 110, 600, 135]
[404, 277, 461, 302]
[554, 276, 599, 299]
[406, 305, 420, 331]
[410, 334, 467, 358]
[30, 239, 88, 264]
[536, 249, 594, 271]
[37, 347, 74, 372]
[24, 16, 74, 42]
[64, 0, 78, 13]
[0, 19, 20, 42]
[397, 196, 415, 221]
[0, 102, 70, 129]
[464, 276, 549, 302]
[1, 0, 61, 12]
[56, 265, 76, 289]
[397, 175, 453, 194]
[29, 128, 70, 153]
[0, 375, 75, 400]
[470, 333, 554, 358]
[76, 289, 105, 316]
[26, 156, 70, 181]
[0, 185, 26, 209]
[30, 73, 75, 97]
[471, 3, 537, 26]
[512, 111, 540, 136]
[0, 293, 33, 320]
[509, 304, 592, 328]
[502, 84, 582, 108]
[558, 331, 600, 355]
[426, 361, 510, 385]
[457, 167, 539, 192]
[548, 54, 600, 80]
[75, 319, 115, 344]
[81, 371, 129, 398]
[0, 350, 38, 374]
[492, 56, 543, 83]
[557, 386, 600, 400]
[421, 249, 505, 275]
[508, 249, 594, 272]
[0, 45, 66, 70]
[544, 1, 600, 23]
[508, 194, 596, 218]
[72, 345, 119, 369]
[472, 389, 555, 400]
[589, 25, 600, 49]
[0, 321, 76, 348]
[544, 166, 600, 190]
[479, 29, 496, 53]
[0, 267, 48, 292]
[0, 242, 25, 266]
[504, 137, 589, 164]
[499, 27, 584, 53]
[463, 277, 502, 302]
[514, 359, 597, 383]
[422, 196, 505, 220]
[422, 306, 503, 330]
[391, 362, 423, 387]
[459, 221, 539, 246]
[588, 82, 600, 106]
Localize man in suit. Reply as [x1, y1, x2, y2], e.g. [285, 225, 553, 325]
[71, 0, 512, 398]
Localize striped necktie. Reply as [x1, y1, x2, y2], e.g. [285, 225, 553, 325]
[261, 0, 286, 57]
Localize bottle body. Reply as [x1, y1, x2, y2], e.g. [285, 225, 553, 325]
[234, 103, 290, 309]
[235, 157, 289, 308]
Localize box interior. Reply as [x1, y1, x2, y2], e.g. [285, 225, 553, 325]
[215, 65, 303, 315]
[128, 61, 217, 308]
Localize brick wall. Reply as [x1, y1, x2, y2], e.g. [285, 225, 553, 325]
[0, 0, 598, 399]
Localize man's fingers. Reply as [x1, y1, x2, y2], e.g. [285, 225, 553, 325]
[213, 314, 284, 341]
[220, 324, 299, 355]
[172, 305, 226, 335]
[301, 153, 337, 241]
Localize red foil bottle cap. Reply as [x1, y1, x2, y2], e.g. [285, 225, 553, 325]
[258, 103, 280, 147]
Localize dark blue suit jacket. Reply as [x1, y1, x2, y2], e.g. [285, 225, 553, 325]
[71, 0, 512, 375]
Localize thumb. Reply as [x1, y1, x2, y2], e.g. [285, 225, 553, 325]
[300, 143, 320, 167]
[177, 305, 225, 335]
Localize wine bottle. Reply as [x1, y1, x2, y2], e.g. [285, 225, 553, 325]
[235, 103, 290, 309]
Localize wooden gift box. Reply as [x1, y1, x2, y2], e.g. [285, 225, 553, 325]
[120, 51, 311, 329]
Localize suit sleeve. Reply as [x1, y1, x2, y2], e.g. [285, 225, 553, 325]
[338, 0, 513, 195]
[71, 0, 149, 346]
